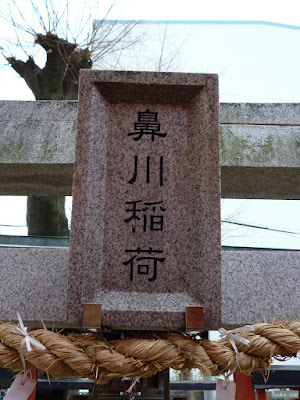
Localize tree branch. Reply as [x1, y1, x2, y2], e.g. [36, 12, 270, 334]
[63, 47, 92, 99]
[6, 56, 41, 77]
[6, 56, 43, 98]
[35, 32, 76, 53]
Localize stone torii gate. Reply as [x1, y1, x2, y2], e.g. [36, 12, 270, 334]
[0, 80, 299, 399]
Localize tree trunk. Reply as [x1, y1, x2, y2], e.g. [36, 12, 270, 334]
[7, 33, 92, 236]
[27, 196, 69, 236]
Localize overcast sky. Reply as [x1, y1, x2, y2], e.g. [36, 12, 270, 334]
[0, 0, 299, 249]
[99, 0, 300, 25]
[1, 0, 300, 101]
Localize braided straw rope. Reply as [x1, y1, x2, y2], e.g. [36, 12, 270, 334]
[0, 320, 299, 383]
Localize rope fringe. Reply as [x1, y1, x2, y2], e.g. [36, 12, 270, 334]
[0, 320, 299, 383]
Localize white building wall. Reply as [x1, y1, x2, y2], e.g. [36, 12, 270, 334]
[95, 20, 300, 103]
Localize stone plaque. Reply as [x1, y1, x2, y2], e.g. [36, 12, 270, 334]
[67, 70, 221, 330]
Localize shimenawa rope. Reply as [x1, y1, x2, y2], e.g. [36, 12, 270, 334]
[0, 320, 299, 383]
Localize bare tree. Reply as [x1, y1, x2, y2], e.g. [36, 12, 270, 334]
[95, 20, 183, 72]
[0, 0, 138, 236]
[155, 23, 183, 72]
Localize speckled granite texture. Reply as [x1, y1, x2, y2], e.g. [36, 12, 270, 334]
[0, 247, 68, 326]
[0, 248, 299, 328]
[222, 250, 300, 328]
[67, 70, 221, 330]
[1, 101, 299, 198]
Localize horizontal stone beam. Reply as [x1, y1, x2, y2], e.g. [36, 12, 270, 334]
[0, 101, 299, 198]
[219, 102, 300, 125]
[0, 246, 298, 329]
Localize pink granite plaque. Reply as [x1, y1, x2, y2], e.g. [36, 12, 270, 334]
[67, 70, 221, 330]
